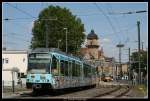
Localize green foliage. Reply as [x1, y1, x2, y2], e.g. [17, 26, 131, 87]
[131, 50, 147, 77]
[31, 6, 85, 55]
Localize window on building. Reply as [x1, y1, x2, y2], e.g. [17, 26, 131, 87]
[5, 58, 9, 64]
[23, 58, 25, 62]
[21, 73, 26, 78]
[17, 72, 26, 78]
[90, 41, 93, 45]
[2, 58, 4, 64]
[17, 72, 21, 78]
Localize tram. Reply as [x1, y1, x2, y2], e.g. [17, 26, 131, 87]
[26, 48, 97, 93]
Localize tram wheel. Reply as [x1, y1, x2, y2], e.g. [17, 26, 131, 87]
[32, 89, 39, 96]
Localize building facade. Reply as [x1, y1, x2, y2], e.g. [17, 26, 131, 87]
[2, 50, 28, 86]
[80, 29, 104, 60]
[80, 30, 106, 77]
[80, 29, 124, 80]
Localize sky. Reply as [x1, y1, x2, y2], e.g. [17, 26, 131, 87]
[2, 2, 148, 62]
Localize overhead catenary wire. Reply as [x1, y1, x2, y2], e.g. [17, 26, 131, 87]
[106, 4, 125, 41]
[107, 9, 147, 47]
[93, 3, 122, 45]
[93, 3, 117, 36]
[6, 3, 36, 18]
[108, 10, 147, 15]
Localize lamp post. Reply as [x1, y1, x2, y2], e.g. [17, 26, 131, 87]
[64, 28, 68, 53]
[57, 39, 61, 49]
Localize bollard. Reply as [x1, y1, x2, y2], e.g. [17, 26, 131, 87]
[3, 80, 4, 90]
[12, 80, 15, 93]
[21, 80, 22, 88]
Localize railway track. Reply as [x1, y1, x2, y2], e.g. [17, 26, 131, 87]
[93, 85, 131, 98]
[4, 84, 131, 99]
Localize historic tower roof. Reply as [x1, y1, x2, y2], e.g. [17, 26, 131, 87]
[86, 29, 99, 49]
[87, 29, 98, 39]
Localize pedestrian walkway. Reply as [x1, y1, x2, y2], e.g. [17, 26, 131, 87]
[2, 89, 32, 98]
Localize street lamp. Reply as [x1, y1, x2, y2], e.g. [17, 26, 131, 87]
[63, 28, 68, 53]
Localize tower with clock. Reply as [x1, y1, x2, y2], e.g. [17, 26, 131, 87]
[86, 29, 100, 59]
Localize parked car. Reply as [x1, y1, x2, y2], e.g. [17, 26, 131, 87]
[101, 75, 113, 82]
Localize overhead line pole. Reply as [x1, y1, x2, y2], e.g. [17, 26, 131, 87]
[142, 42, 144, 51]
[128, 48, 131, 84]
[137, 21, 141, 85]
[116, 43, 124, 78]
[39, 18, 57, 48]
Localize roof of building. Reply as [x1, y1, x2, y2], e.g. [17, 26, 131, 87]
[87, 29, 98, 39]
[2, 50, 28, 54]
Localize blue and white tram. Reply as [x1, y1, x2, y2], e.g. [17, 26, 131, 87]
[26, 48, 97, 92]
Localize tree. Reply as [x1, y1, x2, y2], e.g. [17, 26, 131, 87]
[131, 50, 147, 77]
[31, 6, 85, 55]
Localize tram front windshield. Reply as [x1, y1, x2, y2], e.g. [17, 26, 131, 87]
[28, 58, 50, 74]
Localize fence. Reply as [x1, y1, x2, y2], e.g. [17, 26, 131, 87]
[141, 79, 147, 87]
[2, 80, 27, 93]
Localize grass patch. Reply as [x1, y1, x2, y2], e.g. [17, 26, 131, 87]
[136, 84, 148, 96]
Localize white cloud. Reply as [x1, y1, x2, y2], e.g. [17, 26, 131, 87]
[99, 38, 111, 49]
[101, 38, 111, 44]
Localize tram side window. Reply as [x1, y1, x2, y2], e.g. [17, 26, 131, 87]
[92, 68, 94, 75]
[87, 65, 91, 77]
[80, 64, 82, 76]
[93, 68, 96, 75]
[64, 61, 68, 76]
[51, 56, 58, 75]
[86, 65, 89, 77]
[68, 61, 72, 76]
[72, 61, 76, 77]
[60, 60, 64, 76]
[76, 63, 78, 77]
[74, 62, 77, 77]
[75, 62, 80, 77]
[76, 63, 80, 77]
[83, 64, 87, 77]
